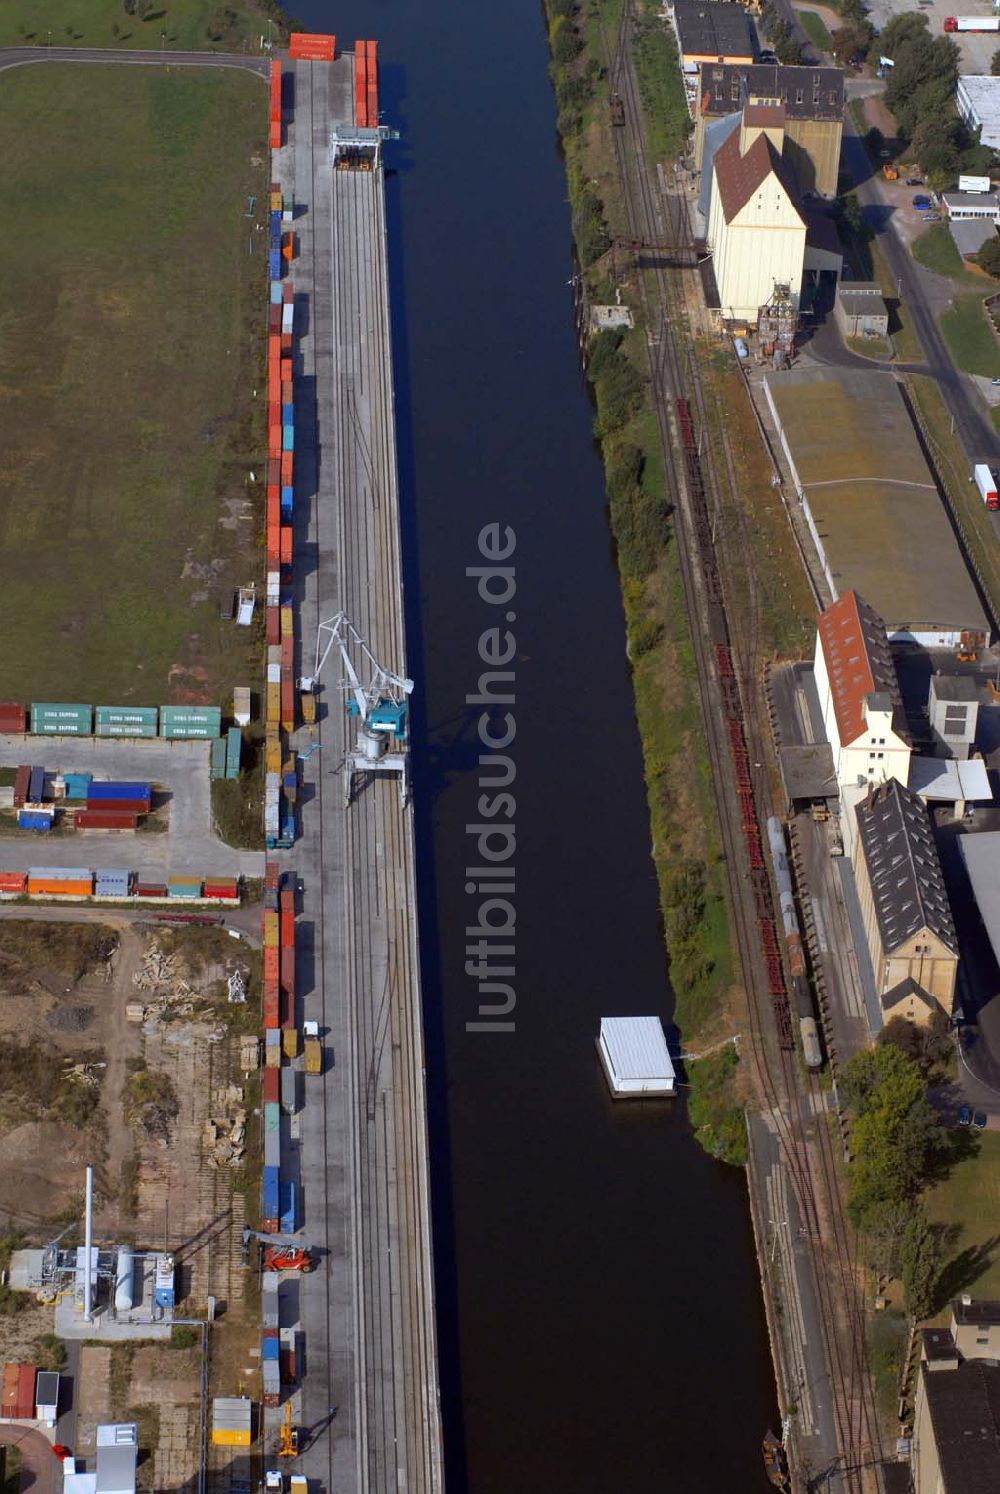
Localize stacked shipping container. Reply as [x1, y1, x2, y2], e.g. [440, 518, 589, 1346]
[288, 32, 336, 60]
[354, 40, 378, 127]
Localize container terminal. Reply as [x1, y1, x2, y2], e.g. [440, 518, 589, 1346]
[268, 40, 444, 1494]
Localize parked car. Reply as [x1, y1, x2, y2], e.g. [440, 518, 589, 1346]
[912, 194, 931, 208]
[973, 1110, 988, 1131]
[921, 213, 941, 222]
[905, 176, 923, 186]
[959, 1103, 972, 1125]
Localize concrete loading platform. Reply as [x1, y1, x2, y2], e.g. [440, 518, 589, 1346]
[271, 46, 443, 1494]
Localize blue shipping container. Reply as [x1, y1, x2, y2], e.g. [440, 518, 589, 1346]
[279, 1181, 296, 1234]
[28, 767, 44, 802]
[270, 210, 281, 231]
[281, 405, 294, 425]
[262, 1166, 279, 1211]
[262, 1335, 280, 1362]
[89, 782, 151, 803]
[270, 281, 283, 305]
[63, 773, 92, 801]
[282, 426, 294, 451]
[280, 485, 294, 513]
[18, 812, 52, 831]
[281, 812, 295, 843]
[269, 252, 282, 279]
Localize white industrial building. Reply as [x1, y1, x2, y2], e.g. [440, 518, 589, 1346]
[63, 1423, 137, 1494]
[597, 1017, 676, 1097]
[957, 75, 1000, 154]
[813, 592, 911, 795]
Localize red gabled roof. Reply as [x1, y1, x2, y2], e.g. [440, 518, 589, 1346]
[713, 124, 802, 226]
[817, 591, 906, 746]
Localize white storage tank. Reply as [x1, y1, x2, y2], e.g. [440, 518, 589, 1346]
[115, 1246, 135, 1312]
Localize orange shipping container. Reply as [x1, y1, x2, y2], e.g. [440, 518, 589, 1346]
[280, 452, 293, 484]
[263, 987, 280, 1028]
[264, 947, 280, 983]
[280, 908, 295, 947]
[266, 606, 280, 647]
[280, 528, 293, 568]
[268, 334, 280, 364]
[280, 676, 295, 732]
[280, 333, 292, 354]
[270, 126, 282, 150]
[267, 683, 281, 723]
[269, 426, 282, 459]
[28, 879, 92, 897]
[282, 282, 294, 304]
[280, 356, 292, 382]
[289, 32, 336, 61]
[280, 635, 294, 670]
[281, 381, 293, 405]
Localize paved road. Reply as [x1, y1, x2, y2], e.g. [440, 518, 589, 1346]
[274, 57, 443, 1494]
[0, 43, 267, 77]
[0, 739, 264, 879]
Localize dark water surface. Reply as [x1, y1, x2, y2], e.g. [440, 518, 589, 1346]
[291, 1, 777, 1487]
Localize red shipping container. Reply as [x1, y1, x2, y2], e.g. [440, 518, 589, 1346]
[280, 1348, 296, 1385]
[268, 456, 281, 486]
[267, 497, 280, 532]
[0, 705, 25, 732]
[263, 992, 280, 1030]
[135, 883, 167, 897]
[13, 765, 30, 809]
[270, 124, 281, 150]
[280, 528, 293, 568]
[281, 381, 293, 406]
[280, 908, 295, 947]
[83, 799, 146, 813]
[268, 398, 281, 425]
[280, 987, 295, 1030]
[280, 635, 294, 670]
[1, 1364, 18, 1416]
[280, 452, 293, 484]
[279, 884, 294, 912]
[266, 606, 280, 647]
[16, 1364, 35, 1420]
[204, 880, 238, 899]
[280, 355, 292, 382]
[268, 334, 280, 364]
[269, 425, 282, 458]
[76, 811, 140, 829]
[280, 676, 295, 731]
[280, 333, 292, 354]
[264, 947, 280, 983]
[0, 872, 26, 893]
[289, 32, 336, 61]
[269, 307, 281, 336]
[282, 282, 294, 304]
[262, 1067, 280, 1105]
[265, 861, 280, 890]
[280, 944, 295, 1000]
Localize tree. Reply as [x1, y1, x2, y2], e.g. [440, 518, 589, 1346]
[900, 1210, 941, 1320]
[878, 1010, 953, 1079]
[776, 33, 804, 65]
[978, 236, 1000, 277]
[992, 48, 1000, 76]
[831, 24, 871, 68]
[840, 1044, 923, 1120]
[863, 1199, 911, 1285]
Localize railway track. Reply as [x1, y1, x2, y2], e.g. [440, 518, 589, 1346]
[598, 6, 885, 1489]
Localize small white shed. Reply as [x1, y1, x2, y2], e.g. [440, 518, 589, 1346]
[598, 1016, 676, 1098]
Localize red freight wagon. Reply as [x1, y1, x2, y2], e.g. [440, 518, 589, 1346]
[262, 1067, 280, 1105]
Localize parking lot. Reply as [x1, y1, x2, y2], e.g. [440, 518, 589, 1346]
[864, 0, 1000, 74]
[0, 738, 265, 880]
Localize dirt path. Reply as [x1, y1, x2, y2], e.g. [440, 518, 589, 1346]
[94, 926, 144, 1238]
[791, 0, 842, 29]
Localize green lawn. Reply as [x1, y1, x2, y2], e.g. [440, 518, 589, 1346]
[0, 0, 283, 50]
[925, 1131, 1000, 1300]
[940, 295, 1000, 380]
[797, 9, 833, 53]
[912, 222, 985, 287]
[0, 64, 267, 706]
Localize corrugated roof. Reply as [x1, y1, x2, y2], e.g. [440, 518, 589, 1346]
[599, 1017, 675, 1083]
[921, 1358, 1000, 1494]
[816, 591, 905, 746]
[855, 779, 957, 956]
[744, 101, 785, 127]
[713, 126, 802, 226]
[673, 1, 753, 60]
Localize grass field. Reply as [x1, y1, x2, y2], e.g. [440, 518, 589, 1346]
[911, 222, 985, 287]
[0, 64, 267, 706]
[797, 9, 833, 52]
[939, 295, 1000, 380]
[925, 1131, 1000, 1300]
[0, 0, 283, 50]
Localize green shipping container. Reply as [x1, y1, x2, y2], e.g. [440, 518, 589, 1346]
[210, 738, 228, 780]
[31, 703, 93, 735]
[96, 706, 159, 735]
[160, 706, 222, 739]
[226, 726, 242, 780]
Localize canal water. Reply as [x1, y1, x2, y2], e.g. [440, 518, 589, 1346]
[292, 1, 778, 1487]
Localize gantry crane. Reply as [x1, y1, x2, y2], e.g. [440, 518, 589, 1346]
[310, 611, 414, 806]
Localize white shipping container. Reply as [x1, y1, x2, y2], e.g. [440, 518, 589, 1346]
[267, 663, 281, 684]
[975, 463, 998, 507]
[959, 173, 992, 194]
[281, 305, 294, 333]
